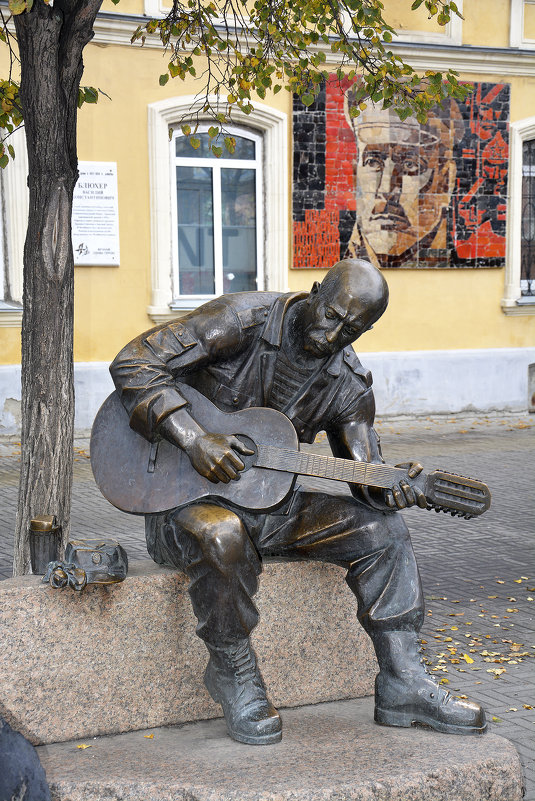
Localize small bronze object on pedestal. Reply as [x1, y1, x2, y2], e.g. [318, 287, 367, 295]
[29, 515, 61, 575]
[43, 538, 128, 591]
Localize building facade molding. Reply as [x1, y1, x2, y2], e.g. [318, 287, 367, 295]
[93, 12, 535, 76]
[147, 95, 289, 323]
[502, 115, 535, 315]
[0, 309, 22, 327]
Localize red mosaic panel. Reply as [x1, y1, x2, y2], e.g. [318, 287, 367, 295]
[292, 79, 509, 269]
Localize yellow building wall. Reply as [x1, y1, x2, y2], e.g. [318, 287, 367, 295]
[462, 0, 511, 47]
[0, 0, 533, 366]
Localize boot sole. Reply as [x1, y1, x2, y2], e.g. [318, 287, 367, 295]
[375, 706, 488, 736]
[226, 726, 282, 746]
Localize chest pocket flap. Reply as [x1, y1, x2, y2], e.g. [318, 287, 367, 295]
[145, 322, 198, 364]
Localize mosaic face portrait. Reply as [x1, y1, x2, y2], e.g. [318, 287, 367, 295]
[292, 79, 510, 270]
[343, 94, 464, 267]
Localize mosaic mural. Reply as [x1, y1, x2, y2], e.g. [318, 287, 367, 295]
[293, 77, 510, 269]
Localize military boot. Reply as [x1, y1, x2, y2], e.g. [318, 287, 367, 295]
[372, 631, 487, 735]
[204, 638, 282, 745]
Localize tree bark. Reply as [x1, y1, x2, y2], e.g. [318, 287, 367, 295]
[13, 0, 102, 575]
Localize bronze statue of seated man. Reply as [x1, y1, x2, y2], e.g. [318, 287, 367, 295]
[109, 258, 487, 745]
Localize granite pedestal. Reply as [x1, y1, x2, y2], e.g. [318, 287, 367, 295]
[36, 698, 524, 801]
[0, 559, 377, 745]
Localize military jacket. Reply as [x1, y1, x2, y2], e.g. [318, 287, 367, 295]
[110, 291, 382, 466]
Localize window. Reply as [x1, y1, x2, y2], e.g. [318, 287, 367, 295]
[170, 128, 263, 307]
[510, 0, 535, 48]
[502, 117, 535, 314]
[521, 139, 535, 297]
[147, 96, 288, 324]
[0, 126, 28, 327]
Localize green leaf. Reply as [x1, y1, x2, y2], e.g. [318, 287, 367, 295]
[9, 0, 28, 14]
[411, 0, 424, 8]
[301, 93, 314, 107]
[7, 144, 15, 159]
[159, 73, 169, 86]
[394, 107, 413, 121]
[0, 154, 8, 169]
[181, 124, 191, 136]
[224, 136, 236, 153]
[211, 145, 223, 157]
[84, 87, 98, 104]
[208, 126, 218, 138]
[190, 136, 201, 149]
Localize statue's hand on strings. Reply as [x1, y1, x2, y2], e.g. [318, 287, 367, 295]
[385, 462, 427, 510]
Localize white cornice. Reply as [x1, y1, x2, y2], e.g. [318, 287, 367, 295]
[384, 42, 535, 76]
[91, 13, 535, 77]
[0, 309, 22, 327]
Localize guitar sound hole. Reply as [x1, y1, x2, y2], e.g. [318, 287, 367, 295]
[235, 435, 257, 473]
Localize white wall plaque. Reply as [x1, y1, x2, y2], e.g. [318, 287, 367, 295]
[72, 161, 120, 266]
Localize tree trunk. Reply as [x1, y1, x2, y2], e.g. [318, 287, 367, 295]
[13, 0, 102, 575]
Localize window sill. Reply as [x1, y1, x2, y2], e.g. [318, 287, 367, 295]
[147, 305, 193, 325]
[501, 297, 535, 316]
[0, 303, 23, 327]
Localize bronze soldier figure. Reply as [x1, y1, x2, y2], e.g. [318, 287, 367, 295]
[110, 258, 486, 745]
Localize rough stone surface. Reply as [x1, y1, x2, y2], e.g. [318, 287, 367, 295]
[36, 698, 524, 801]
[0, 561, 376, 745]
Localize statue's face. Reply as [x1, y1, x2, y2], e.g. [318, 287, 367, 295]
[300, 281, 380, 358]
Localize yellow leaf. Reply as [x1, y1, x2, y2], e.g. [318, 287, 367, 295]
[497, 580, 505, 584]
[507, 708, 518, 712]
[451, 626, 459, 631]
[462, 654, 474, 664]
[439, 677, 449, 684]
[523, 705, 533, 710]
[76, 744, 92, 750]
[514, 579, 522, 584]
[144, 733, 154, 739]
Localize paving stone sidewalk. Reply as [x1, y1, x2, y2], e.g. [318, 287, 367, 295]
[0, 412, 533, 798]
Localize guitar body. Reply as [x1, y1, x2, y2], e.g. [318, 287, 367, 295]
[90, 385, 299, 515]
[91, 383, 491, 519]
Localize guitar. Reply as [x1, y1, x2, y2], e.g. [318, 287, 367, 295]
[90, 383, 491, 519]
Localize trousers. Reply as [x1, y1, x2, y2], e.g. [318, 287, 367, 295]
[145, 489, 424, 646]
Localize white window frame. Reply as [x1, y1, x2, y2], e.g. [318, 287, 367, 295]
[170, 125, 264, 309]
[502, 115, 535, 315]
[0, 126, 28, 327]
[511, 0, 535, 48]
[147, 96, 288, 324]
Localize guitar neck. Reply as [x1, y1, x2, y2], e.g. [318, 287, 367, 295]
[256, 444, 408, 490]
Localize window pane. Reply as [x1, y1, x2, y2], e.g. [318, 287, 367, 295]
[521, 139, 535, 296]
[175, 133, 255, 160]
[176, 166, 215, 295]
[221, 168, 257, 293]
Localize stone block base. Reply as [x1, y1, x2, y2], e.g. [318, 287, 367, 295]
[37, 698, 524, 801]
[0, 560, 376, 745]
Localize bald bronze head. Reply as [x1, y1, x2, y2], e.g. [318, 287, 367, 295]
[298, 259, 388, 358]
